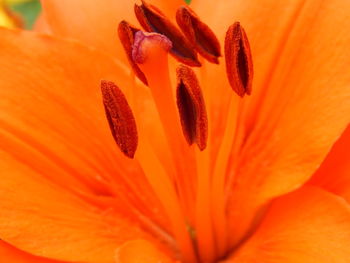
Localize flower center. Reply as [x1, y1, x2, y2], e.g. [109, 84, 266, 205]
[102, 1, 253, 263]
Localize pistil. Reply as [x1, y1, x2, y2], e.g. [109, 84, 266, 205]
[132, 31, 199, 262]
[118, 21, 148, 85]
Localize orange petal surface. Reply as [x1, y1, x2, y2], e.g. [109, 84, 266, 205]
[34, 13, 51, 33]
[0, 27, 141, 197]
[115, 239, 174, 263]
[0, 28, 170, 262]
[227, 186, 350, 263]
[308, 125, 350, 202]
[0, 241, 69, 263]
[0, 151, 160, 263]
[196, 0, 350, 246]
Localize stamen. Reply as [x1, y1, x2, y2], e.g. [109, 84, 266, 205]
[136, 140, 197, 263]
[176, 6, 221, 64]
[118, 21, 148, 85]
[195, 149, 216, 263]
[101, 80, 138, 158]
[211, 95, 240, 258]
[224, 22, 253, 97]
[176, 64, 208, 151]
[134, 0, 201, 67]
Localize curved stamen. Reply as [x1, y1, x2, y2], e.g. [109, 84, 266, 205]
[175, 66, 215, 262]
[176, 6, 221, 64]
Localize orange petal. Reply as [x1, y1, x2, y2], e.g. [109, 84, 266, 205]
[41, 0, 184, 62]
[33, 13, 51, 33]
[219, 0, 350, 246]
[190, 0, 350, 167]
[191, 0, 318, 100]
[40, 0, 134, 61]
[227, 186, 350, 263]
[0, 27, 170, 256]
[190, 0, 311, 100]
[115, 239, 174, 263]
[0, 152, 160, 263]
[0, 27, 140, 196]
[308, 125, 350, 202]
[0, 240, 69, 263]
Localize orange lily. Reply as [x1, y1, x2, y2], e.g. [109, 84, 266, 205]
[1, 0, 350, 263]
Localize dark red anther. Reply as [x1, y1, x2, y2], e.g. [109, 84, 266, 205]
[224, 22, 253, 97]
[176, 6, 221, 64]
[176, 65, 208, 151]
[101, 80, 138, 158]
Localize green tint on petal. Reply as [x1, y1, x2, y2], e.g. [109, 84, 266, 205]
[185, 0, 192, 4]
[9, 0, 41, 29]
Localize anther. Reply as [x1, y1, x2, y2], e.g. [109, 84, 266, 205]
[118, 21, 148, 85]
[101, 80, 138, 158]
[176, 64, 208, 151]
[224, 22, 253, 97]
[176, 6, 221, 64]
[134, 0, 201, 67]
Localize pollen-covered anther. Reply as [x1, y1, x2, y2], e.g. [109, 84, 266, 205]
[134, 0, 201, 67]
[176, 64, 208, 151]
[101, 80, 138, 158]
[118, 21, 148, 85]
[224, 22, 253, 97]
[176, 6, 221, 64]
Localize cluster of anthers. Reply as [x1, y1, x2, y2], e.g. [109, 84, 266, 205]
[103, 0, 253, 158]
[101, 1, 253, 263]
